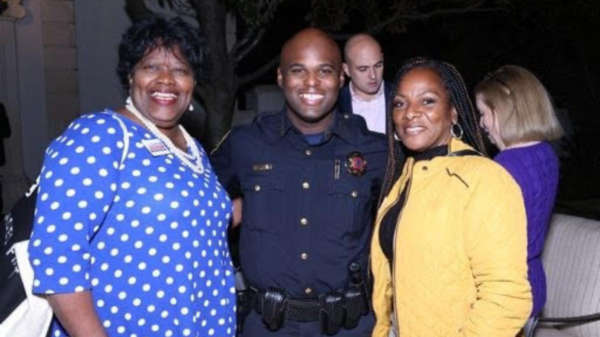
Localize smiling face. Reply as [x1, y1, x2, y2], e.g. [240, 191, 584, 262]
[392, 67, 457, 152]
[129, 46, 195, 130]
[277, 29, 344, 134]
[475, 93, 504, 149]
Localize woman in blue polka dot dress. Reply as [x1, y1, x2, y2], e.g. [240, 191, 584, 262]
[28, 17, 236, 337]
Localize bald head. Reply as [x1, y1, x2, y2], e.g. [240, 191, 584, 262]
[343, 33, 384, 100]
[344, 34, 382, 61]
[280, 28, 342, 67]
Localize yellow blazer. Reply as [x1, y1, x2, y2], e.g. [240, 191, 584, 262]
[371, 139, 532, 337]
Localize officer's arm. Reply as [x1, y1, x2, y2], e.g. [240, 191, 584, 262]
[210, 132, 241, 199]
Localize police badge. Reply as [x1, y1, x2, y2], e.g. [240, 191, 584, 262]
[346, 151, 367, 176]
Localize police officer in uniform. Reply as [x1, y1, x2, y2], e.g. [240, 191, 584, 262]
[211, 28, 388, 337]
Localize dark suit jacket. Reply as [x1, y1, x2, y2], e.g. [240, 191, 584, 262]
[337, 81, 393, 115]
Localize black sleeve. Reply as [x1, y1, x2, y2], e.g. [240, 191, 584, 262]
[0, 103, 10, 139]
[209, 133, 242, 199]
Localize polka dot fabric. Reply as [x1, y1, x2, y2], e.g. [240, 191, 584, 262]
[29, 111, 236, 337]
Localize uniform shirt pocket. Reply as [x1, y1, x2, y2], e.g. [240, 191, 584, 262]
[328, 179, 373, 236]
[241, 173, 285, 232]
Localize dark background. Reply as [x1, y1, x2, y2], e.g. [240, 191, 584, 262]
[236, 1, 600, 219]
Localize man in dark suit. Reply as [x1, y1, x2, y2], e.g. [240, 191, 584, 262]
[338, 34, 391, 134]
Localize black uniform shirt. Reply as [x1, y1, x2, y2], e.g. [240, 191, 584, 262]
[211, 110, 386, 298]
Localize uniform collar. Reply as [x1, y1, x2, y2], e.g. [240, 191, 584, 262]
[259, 109, 366, 146]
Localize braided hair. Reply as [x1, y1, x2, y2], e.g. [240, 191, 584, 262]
[380, 57, 487, 200]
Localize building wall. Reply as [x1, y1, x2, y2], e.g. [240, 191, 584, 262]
[0, 0, 81, 211]
[74, 1, 130, 113]
[41, 0, 79, 139]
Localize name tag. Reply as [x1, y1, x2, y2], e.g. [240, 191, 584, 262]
[253, 163, 273, 171]
[142, 139, 170, 156]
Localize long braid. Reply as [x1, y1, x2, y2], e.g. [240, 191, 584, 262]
[441, 62, 487, 155]
[379, 57, 487, 204]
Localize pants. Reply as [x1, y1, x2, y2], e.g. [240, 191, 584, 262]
[241, 311, 375, 337]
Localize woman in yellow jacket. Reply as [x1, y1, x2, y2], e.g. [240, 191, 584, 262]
[371, 57, 532, 337]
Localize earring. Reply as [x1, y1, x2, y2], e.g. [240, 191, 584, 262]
[189, 104, 194, 112]
[450, 122, 463, 139]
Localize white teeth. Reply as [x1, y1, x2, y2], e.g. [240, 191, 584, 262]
[151, 92, 177, 99]
[406, 127, 425, 133]
[300, 93, 324, 100]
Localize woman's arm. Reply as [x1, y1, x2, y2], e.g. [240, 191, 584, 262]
[463, 167, 532, 337]
[47, 291, 108, 337]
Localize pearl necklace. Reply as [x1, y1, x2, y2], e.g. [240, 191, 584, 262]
[125, 97, 204, 174]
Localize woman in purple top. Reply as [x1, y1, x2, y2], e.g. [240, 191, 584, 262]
[474, 65, 563, 334]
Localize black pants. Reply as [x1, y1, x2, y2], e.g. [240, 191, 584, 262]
[241, 311, 375, 337]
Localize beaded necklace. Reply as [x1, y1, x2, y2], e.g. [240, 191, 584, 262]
[125, 97, 204, 174]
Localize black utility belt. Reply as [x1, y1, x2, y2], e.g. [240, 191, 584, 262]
[247, 285, 369, 335]
[249, 287, 321, 322]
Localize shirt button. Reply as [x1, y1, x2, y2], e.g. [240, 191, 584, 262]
[351, 190, 358, 198]
[302, 182, 310, 189]
[305, 149, 312, 156]
[301, 253, 308, 260]
[422, 166, 428, 171]
[305, 288, 313, 295]
[343, 114, 350, 119]
[254, 185, 261, 192]
[300, 218, 308, 226]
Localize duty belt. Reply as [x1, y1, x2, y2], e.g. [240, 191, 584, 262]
[248, 287, 321, 322]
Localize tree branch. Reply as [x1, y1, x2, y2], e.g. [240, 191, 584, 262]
[237, 55, 279, 87]
[234, 29, 267, 63]
[230, 28, 259, 60]
[366, 1, 508, 35]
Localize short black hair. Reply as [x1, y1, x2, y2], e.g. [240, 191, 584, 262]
[116, 16, 203, 92]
